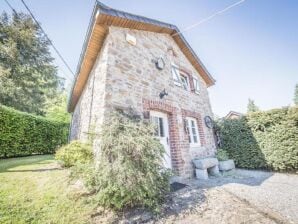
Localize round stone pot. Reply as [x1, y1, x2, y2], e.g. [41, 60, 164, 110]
[218, 159, 235, 171]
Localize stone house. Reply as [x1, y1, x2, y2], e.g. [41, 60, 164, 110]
[68, 1, 217, 178]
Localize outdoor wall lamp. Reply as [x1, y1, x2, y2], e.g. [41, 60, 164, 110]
[159, 89, 168, 99]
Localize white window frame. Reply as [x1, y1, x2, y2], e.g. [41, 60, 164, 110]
[171, 64, 190, 91]
[171, 65, 182, 87]
[185, 117, 201, 147]
[180, 71, 190, 91]
[150, 115, 165, 137]
[192, 76, 200, 94]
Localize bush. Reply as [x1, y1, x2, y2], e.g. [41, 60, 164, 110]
[75, 110, 171, 212]
[216, 149, 229, 161]
[55, 141, 93, 167]
[0, 105, 69, 158]
[218, 107, 298, 171]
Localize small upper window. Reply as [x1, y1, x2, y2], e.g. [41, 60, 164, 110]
[193, 76, 200, 94]
[171, 66, 182, 86]
[180, 73, 189, 91]
[171, 65, 190, 90]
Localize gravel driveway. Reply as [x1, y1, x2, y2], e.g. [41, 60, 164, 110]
[192, 169, 298, 224]
[92, 169, 297, 224]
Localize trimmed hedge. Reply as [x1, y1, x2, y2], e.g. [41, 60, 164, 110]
[0, 105, 69, 158]
[218, 107, 298, 171]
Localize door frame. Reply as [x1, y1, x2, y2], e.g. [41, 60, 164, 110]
[143, 99, 184, 175]
[150, 110, 172, 169]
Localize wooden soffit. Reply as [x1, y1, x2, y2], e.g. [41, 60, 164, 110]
[68, 4, 215, 112]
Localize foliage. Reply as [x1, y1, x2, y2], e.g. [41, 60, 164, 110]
[247, 98, 259, 113]
[216, 149, 229, 161]
[70, 163, 98, 192]
[0, 12, 62, 115]
[0, 155, 94, 223]
[45, 92, 70, 123]
[218, 107, 298, 171]
[74, 110, 171, 212]
[294, 84, 298, 106]
[55, 141, 93, 167]
[0, 105, 68, 158]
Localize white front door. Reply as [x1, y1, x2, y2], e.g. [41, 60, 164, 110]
[150, 111, 172, 169]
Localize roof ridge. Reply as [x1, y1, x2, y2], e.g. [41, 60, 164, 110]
[96, 1, 178, 30]
[68, 1, 216, 112]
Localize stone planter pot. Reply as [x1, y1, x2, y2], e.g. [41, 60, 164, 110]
[218, 159, 235, 171]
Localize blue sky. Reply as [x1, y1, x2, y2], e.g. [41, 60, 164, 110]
[1, 0, 298, 116]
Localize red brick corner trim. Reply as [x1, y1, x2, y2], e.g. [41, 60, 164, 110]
[142, 99, 184, 175]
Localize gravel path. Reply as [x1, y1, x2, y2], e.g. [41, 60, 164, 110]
[155, 187, 279, 224]
[192, 169, 298, 224]
[92, 169, 298, 224]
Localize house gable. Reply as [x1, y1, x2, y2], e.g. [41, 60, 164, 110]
[68, 1, 215, 112]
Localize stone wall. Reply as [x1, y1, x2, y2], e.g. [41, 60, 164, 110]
[104, 26, 216, 177]
[70, 37, 110, 158]
[70, 26, 216, 177]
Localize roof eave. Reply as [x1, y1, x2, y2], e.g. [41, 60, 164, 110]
[67, 2, 99, 112]
[68, 1, 216, 112]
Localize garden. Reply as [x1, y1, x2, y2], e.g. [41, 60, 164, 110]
[1, 106, 297, 223]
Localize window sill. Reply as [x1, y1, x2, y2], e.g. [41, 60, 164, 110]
[189, 144, 202, 149]
[173, 82, 200, 96]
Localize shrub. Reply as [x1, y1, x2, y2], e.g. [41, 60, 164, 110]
[76, 110, 171, 212]
[55, 141, 93, 167]
[0, 105, 68, 158]
[218, 107, 298, 171]
[216, 149, 229, 161]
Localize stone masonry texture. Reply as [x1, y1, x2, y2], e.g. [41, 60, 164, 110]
[70, 26, 216, 178]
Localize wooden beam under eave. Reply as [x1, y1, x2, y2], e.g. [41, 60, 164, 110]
[69, 21, 108, 112]
[69, 13, 215, 112]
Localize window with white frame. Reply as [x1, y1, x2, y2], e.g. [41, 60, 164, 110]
[150, 116, 165, 137]
[171, 65, 182, 86]
[185, 117, 201, 146]
[180, 71, 190, 91]
[192, 76, 200, 94]
[171, 65, 190, 90]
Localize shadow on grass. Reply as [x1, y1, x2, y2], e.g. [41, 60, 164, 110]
[4, 167, 62, 173]
[0, 154, 55, 173]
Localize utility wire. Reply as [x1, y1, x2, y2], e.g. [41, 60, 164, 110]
[172, 0, 247, 37]
[4, 0, 17, 14]
[4, 0, 73, 82]
[20, 0, 75, 78]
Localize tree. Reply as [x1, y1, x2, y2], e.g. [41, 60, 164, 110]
[45, 92, 70, 123]
[294, 84, 298, 106]
[0, 12, 61, 115]
[247, 98, 259, 113]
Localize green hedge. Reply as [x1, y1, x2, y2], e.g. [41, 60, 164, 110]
[0, 105, 69, 158]
[218, 107, 298, 171]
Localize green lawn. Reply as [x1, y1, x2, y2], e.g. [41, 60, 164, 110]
[0, 155, 95, 224]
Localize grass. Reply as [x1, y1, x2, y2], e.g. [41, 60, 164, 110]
[0, 155, 95, 224]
